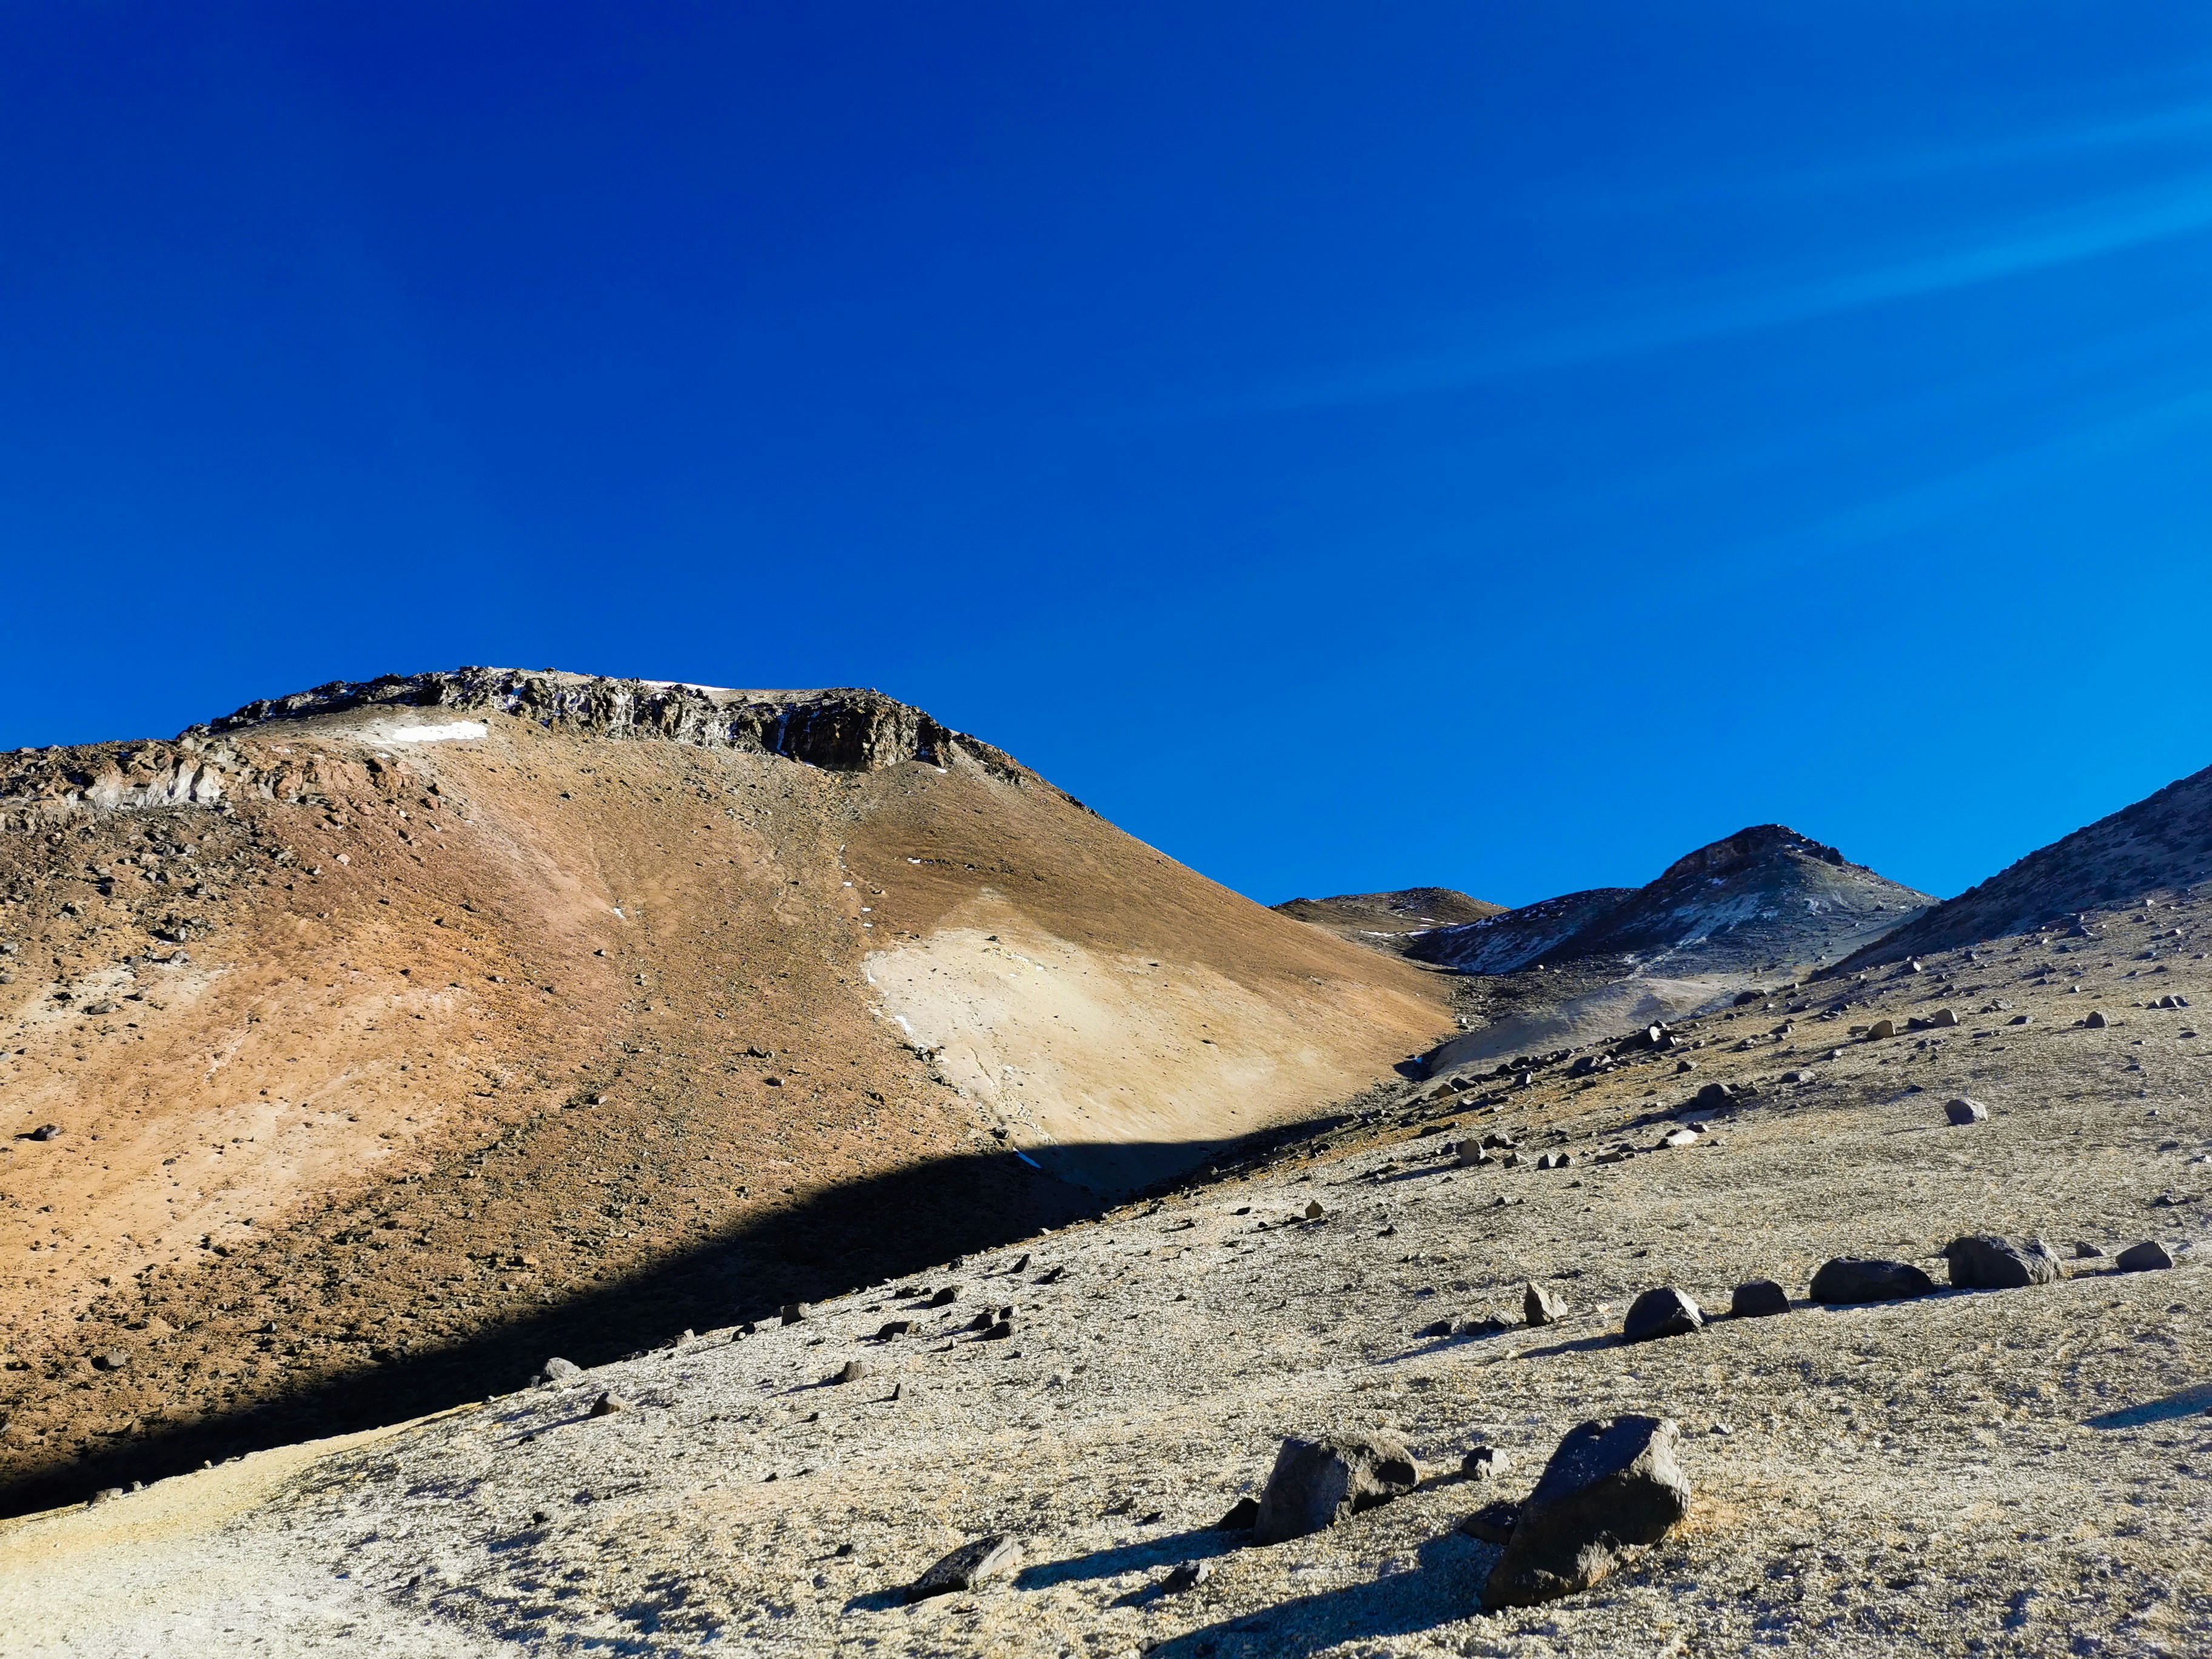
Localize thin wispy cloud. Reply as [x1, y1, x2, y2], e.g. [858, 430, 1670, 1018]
[1195, 169, 2212, 420]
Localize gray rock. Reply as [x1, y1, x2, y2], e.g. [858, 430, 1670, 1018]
[1866, 1018, 1897, 1040]
[1159, 1560, 1213, 1594]
[588, 1392, 628, 1417]
[1622, 1288, 1703, 1343]
[1929, 1008, 1959, 1028]
[1252, 1431, 1422, 1545]
[92, 1349, 129, 1372]
[2008, 1014, 2033, 1026]
[2115, 1240, 2174, 1272]
[1458, 1500, 1520, 1545]
[541, 1356, 583, 1383]
[927, 1285, 960, 1307]
[1780, 1069, 1816, 1084]
[2086, 1010, 2110, 1028]
[1461, 1444, 1506, 1483]
[1523, 1282, 1568, 1326]
[779, 1302, 809, 1325]
[976, 1319, 1014, 1341]
[1945, 1098, 1988, 1125]
[1729, 1279, 1791, 1319]
[1483, 1416, 1691, 1608]
[1809, 1258, 1937, 1304]
[834, 1358, 876, 1384]
[2071, 1241, 2105, 1259]
[904, 1533, 1021, 1603]
[27, 1124, 59, 1141]
[1414, 1319, 1453, 1339]
[1691, 1082, 1735, 1111]
[1943, 1235, 2064, 1290]
[873, 1319, 915, 1339]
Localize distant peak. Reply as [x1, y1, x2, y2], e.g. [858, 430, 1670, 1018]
[1657, 825, 1846, 883]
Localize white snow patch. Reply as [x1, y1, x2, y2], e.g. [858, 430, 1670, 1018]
[386, 722, 488, 743]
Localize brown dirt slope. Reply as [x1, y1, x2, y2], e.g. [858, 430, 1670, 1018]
[0, 669, 1449, 1513]
[1834, 759, 2212, 970]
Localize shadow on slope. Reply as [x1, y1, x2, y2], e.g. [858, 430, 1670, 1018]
[0, 1144, 1202, 1519]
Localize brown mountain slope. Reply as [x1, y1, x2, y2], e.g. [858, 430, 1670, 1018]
[1832, 759, 2212, 970]
[0, 669, 1449, 1512]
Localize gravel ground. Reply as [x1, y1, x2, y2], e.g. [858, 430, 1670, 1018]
[2, 901, 2207, 1657]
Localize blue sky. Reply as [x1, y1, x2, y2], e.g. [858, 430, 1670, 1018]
[4, 2, 2210, 907]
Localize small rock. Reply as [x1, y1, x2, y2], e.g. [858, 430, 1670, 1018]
[835, 1358, 876, 1384]
[1621, 1288, 1703, 1344]
[927, 1285, 960, 1307]
[541, 1356, 583, 1383]
[1929, 1008, 1959, 1028]
[88, 1487, 124, 1506]
[588, 1392, 629, 1417]
[92, 1349, 129, 1372]
[1415, 1319, 1453, 1339]
[2008, 1013, 2032, 1026]
[780, 1302, 809, 1325]
[874, 1319, 915, 1340]
[905, 1533, 1021, 1603]
[1945, 1098, 1988, 1125]
[1691, 1082, 1735, 1111]
[27, 1124, 59, 1142]
[2086, 1010, 2110, 1028]
[1661, 1129, 1700, 1148]
[2071, 1241, 2105, 1259]
[1866, 1018, 1897, 1041]
[1252, 1432, 1422, 1545]
[1304, 1200, 1327, 1220]
[976, 1319, 1014, 1341]
[1461, 1444, 1506, 1483]
[1483, 1416, 1691, 1608]
[1780, 1069, 1816, 1084]
[1213, 1496, 1259, 1530]
[1458, 1500, 1520, 1545]
[1729, 1279, 1791, 1319]
[1809, 1258, 1937, 1304]
[2115, 1241, 2174, 1272]
[1943, 1235, 2064, 1290]
[1007, 1252, 1031, 1272]
[1159, 1560, 1213, 1594]
[1523, 1282, 1568, 1327]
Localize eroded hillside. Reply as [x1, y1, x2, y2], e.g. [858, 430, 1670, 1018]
[0, 671, 1450, 1513]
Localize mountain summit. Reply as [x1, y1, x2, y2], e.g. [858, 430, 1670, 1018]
[1405, 825, 1932, 1067]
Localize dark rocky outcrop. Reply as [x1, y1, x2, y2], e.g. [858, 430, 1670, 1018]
[1483, 1416, 1691, 1608]
[1831, 759, 2212, 968]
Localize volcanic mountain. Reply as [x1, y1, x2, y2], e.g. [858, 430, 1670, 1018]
[0, 669, 1450, 1512]
[1270, 887, 1504, 951]
[1833, 759, 2212, 970]
[1406, 826, 1934, 1066]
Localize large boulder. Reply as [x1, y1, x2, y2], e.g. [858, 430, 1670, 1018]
[2116, 1241, 2174, 1273]
[1252, 1432, 1422, 1545]
[1809, 1258, 1937, 1304]
[1943, 1235, 2063, 1290]
[1729, 1279, 1791, 1319]
[1622, 1287, 1703, 1343]
[1482, 1416, 1691, 1608]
